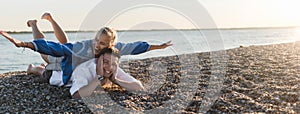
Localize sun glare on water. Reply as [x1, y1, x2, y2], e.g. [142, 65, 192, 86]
[294, 28, 300, 37]
[292, 27, 300, 43]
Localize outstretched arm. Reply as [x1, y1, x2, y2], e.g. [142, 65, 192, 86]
[0, 31, 35, 49]
[148, 40, 173, 51]
[115, 40, 173, 56]
[1, 31, 71, 57]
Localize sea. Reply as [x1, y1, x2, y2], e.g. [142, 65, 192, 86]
[0, 27, 300, 74]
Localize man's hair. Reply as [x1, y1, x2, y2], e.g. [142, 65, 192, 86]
[94, 27, 118, 44]
[95, 47, 120, 58]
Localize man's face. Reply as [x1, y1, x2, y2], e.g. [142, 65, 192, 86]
[94, 34, 113, 54]
[97, 53, 119, 77]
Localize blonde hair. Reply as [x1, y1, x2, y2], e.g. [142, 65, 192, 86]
[94, 27, 118, 44]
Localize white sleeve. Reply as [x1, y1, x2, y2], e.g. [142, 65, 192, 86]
[70, 64, 92, 95]
[116, 67, 139, 82]
[115, 67, 144, 91]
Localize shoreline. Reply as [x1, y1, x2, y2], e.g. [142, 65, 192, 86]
[1, 42, 300, 113]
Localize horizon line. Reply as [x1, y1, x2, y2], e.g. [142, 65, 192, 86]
[6, 26, 300, 33]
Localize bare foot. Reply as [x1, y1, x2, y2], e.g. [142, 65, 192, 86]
[27, 20, 37, 27]
[27, 64, 35, 75]
[41, 12, 53, 21]
[40, 63, 46, 67]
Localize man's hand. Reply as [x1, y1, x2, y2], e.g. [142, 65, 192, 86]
[100, 78, 110, 86]
[97, 55, 105, 77]
[109, 72, 117, 84]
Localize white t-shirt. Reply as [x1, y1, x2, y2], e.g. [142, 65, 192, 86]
[69, 59, 139, 95]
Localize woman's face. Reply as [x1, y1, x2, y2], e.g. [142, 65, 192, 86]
[94, 34, 113, 54]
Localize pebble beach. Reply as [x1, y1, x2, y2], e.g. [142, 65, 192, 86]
[1, 42, 300, 113]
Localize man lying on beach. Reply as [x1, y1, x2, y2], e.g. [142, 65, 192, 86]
[70, 47, 144, 98]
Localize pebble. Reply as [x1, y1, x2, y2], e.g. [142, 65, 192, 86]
[0, 42, 300, 113]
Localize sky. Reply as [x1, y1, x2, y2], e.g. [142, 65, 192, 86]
[0, 0, 300, 31]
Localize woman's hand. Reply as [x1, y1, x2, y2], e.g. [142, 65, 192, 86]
[148, 40, 173, 50]
[159, 40, 173, 49]
[0, 31, 24, 47]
